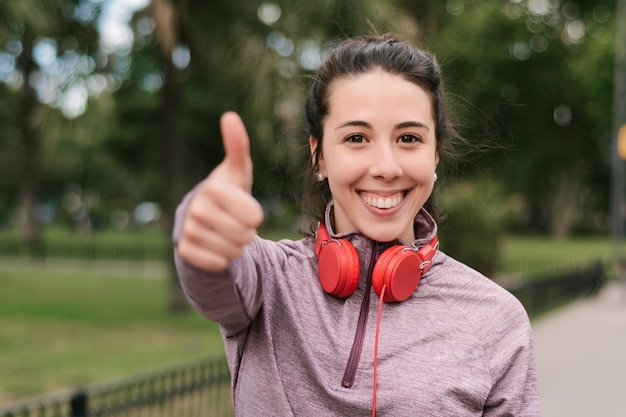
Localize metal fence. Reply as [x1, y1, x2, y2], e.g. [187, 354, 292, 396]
[0, 357, 233, 417]
[508, 261, 607, 318]
[0, 241, 166, 265]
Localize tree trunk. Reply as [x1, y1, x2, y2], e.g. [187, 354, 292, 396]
[15, 33, 42, 244]
[152, 0, 188, 312]
[163, 58, 188, 312]
[549, 173, 581, 239]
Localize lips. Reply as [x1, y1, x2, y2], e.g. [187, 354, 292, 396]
[359, 191, 405, 209]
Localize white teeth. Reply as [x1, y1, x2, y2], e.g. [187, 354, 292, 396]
[361, 193, 402, 209]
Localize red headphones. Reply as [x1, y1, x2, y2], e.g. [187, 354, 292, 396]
[315, 222, 438, 302]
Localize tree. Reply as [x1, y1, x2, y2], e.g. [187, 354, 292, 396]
[392, 0, 616, 236]
[152, 0, 189, 311]
[0, 0, 103, 241]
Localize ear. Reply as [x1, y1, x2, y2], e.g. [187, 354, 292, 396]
[309, 135, 318, 163]
[309, 136, 327, 176]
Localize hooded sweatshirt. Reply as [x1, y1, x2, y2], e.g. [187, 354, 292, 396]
[173, 195, 540, 416]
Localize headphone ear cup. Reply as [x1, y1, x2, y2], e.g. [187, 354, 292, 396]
[318, 239, 360, 298]
[372, 246, 423, 302]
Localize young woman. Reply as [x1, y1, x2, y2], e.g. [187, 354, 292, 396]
[173, 34, 540, 416]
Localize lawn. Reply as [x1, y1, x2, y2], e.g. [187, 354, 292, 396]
[497, 234, 621, 278]
[0, 261, 225, 406]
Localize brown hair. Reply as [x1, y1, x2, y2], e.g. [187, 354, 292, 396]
[300, 33, 456, 234]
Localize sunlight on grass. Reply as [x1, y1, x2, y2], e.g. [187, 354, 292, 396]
[0, 318, 223, 402]
[0, 262, 224, 405]
[498, 235, 621, 277]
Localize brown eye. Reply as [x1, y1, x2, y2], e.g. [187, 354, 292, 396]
[399, 134, 420, 143]
[345, 134, 366, 143]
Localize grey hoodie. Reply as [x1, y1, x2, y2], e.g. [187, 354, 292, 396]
[174, 195, 540, 416]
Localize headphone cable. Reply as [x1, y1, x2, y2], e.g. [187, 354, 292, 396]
[372, 283, 386, 417]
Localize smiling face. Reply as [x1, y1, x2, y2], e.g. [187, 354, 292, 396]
[310, 70, 439, 243]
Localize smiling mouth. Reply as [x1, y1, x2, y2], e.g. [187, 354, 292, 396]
[359, 191, 405, 209]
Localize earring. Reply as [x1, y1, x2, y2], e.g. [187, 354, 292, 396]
[315, 171, 325, 182]
[433, 172, 438, 182]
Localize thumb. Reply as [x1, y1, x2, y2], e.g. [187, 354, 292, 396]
[220, 111, 253, 192]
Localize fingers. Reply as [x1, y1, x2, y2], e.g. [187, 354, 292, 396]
[177, 242, 231, 271]
[178, 188, 263, 271]
[178, 212, 252, 271]
[179, 179, 264, 271]
[189, 183, 263, 242]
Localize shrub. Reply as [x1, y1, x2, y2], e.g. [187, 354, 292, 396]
[436, 176, 514, 277]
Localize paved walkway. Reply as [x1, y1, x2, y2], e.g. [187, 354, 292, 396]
[532, 280, 626, 417]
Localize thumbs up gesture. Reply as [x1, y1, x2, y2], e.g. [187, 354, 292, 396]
[178, 112, 264, 271]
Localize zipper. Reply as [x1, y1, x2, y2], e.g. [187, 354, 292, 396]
[341, 242, 378, 388]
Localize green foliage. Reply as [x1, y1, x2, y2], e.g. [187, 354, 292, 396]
[0, 0, 108, 236]
[424, 0, 616, 235]
[0, 0, 620, 242]
[437, 176, 514, 276]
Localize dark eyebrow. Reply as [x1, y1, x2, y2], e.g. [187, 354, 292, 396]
[336, 120, 430, 131]
[335, 120, 372, 130]
[395, 121, 430, 131]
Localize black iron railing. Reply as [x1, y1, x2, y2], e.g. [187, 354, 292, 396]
[0, 357, 233, 417]
[507, 261, 607, 318]
[0, 240, 166, 265]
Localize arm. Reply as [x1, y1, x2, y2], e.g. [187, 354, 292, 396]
[483, 301, 541, 416]
[172, 112, 264, 333]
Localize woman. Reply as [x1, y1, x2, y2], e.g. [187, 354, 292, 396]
[173, 34, 540, 416]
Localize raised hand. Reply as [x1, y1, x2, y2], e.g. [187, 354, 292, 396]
[177, 112, 264, 271]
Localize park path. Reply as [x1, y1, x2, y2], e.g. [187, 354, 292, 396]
[532, 280, 626, 416]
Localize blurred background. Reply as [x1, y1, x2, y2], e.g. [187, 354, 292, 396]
[0, 0, 624, 416]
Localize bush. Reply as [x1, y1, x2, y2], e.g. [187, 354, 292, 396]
[437, 176, 514, 277]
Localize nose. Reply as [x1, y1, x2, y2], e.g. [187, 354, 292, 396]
[368, 143, 402, 180]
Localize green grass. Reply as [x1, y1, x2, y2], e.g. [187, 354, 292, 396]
[0, 261, 224, 406]
[504, 235, 618, 260]
[497, 235, 621, 278]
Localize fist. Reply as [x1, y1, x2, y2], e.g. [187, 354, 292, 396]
[178, 112, 264, 271]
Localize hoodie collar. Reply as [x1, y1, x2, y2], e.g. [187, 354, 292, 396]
[322, 200, 438, 251]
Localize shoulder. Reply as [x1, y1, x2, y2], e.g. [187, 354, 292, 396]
[423, 251, 532, 344]
[245, 234, 316, 272]
[248, 234, 314, 258]
[426, 252, 526, 309]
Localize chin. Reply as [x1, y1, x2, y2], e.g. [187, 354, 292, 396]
[362, 229, 404, 244]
